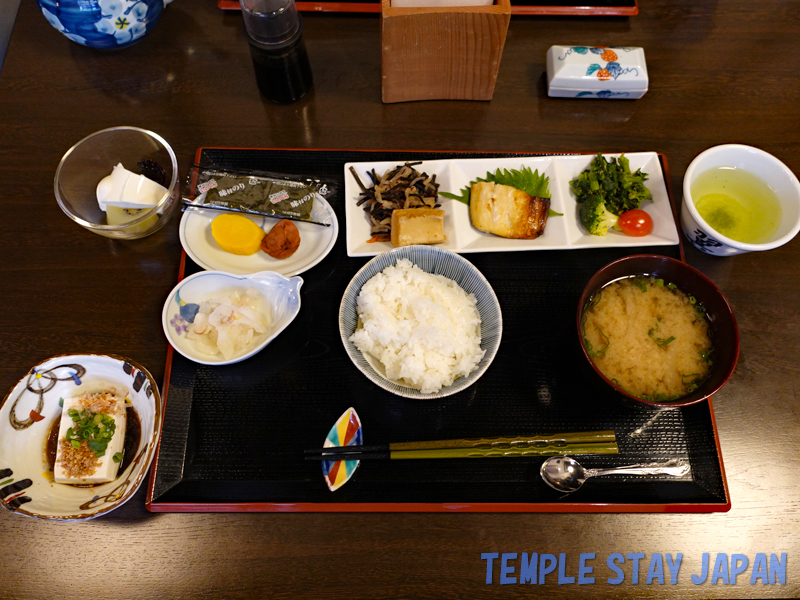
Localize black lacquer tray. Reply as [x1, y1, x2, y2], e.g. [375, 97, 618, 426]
[146, 148, 729, 513]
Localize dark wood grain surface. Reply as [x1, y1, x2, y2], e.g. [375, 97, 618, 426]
[1, 1, 798, 598]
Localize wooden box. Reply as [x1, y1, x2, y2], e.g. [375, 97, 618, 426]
[381, 0, 511, 103]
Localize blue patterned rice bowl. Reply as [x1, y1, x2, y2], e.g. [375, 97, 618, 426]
[339, 246, 502, 399]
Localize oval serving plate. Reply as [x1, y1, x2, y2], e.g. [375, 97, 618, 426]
[180, 195, 338, 276]
[0, 354, 162, 521]
[339, 245, 502, 400]
[162, 270, 303, 366]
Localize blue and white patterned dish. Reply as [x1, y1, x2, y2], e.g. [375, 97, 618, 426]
[681, 144, 800, 256]
[339, 246, 502, 400]
[546, 45, 648, 99]
[0, 354, 162, 521]
[162, 270, 303, 366]
[38, 0, 172, 49]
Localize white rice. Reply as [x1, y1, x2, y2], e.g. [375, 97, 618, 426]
[349, 258, 485, 394]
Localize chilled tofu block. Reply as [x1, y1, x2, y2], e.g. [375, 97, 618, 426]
[53, 386, 128, 485]
[96, 163, 131, 211]
[120, 171, 167, 208]
[96, 163, 167, 211]
[390, 208, 446, 247]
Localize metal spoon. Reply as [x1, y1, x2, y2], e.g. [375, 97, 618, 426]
[540, 456, 691, 492]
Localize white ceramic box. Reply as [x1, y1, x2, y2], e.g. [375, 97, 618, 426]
[546, 45, 648, 99]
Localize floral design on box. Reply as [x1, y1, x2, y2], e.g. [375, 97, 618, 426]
[558, 46, 642, 82]
[558, 46, 637, 60]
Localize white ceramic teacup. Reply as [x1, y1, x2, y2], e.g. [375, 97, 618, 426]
[681, 144, 800, 256]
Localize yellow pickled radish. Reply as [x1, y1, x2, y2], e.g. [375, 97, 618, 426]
[211, 214, 266, 255]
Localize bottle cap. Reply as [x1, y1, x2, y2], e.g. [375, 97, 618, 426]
[240, 0, 300, 45]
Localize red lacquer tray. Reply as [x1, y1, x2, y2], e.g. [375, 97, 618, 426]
[218, 0, 638, 17]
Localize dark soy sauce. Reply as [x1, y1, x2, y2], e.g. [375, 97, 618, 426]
[246, 16, 313, 105]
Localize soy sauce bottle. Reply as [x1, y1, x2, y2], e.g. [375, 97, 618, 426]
[241, 0, 313, 104]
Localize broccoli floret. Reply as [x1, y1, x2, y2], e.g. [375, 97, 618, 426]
[579, 194, 618, 236]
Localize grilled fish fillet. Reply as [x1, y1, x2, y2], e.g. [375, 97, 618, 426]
[470, 182, 550, 239]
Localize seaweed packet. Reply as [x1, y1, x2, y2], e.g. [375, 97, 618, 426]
[185, 165, 337, 227]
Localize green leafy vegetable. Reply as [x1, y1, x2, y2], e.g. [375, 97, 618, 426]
[441, 166, 554, 213]
[571, 153, 653, 235]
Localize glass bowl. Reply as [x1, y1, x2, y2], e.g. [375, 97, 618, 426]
[55, 127, 180, 240]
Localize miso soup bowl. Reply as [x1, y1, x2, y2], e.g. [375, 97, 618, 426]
[577, 255, 739, 408]
[682, 144, 800, 256]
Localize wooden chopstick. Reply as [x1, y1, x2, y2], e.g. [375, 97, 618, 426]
[305, 431, 617, 457]
[305, 441, 619, 461]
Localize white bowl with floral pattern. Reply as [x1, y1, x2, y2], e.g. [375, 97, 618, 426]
[0, 354, 162, 520]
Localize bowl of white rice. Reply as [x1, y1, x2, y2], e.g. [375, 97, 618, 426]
[339, 245, 502, 399]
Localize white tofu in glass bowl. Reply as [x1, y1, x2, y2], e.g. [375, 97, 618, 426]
[54, 126, 180, 240]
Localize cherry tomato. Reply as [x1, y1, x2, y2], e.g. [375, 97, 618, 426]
[617, 209, 653, 237]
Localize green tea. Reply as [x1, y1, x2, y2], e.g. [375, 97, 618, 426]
[691, 167, 782, 244]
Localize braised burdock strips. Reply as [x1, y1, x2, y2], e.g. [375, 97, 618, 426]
[350, 162, 441, 243]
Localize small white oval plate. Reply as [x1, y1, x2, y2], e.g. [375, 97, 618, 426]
[162, 270, 303, 366]
[0, 354, 162, 521]
[179, 196, 338, 275]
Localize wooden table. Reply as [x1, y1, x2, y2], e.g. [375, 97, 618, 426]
[1, 1, 798, 597]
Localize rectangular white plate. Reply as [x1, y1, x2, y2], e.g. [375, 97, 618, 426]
[344, 152, 680, 257]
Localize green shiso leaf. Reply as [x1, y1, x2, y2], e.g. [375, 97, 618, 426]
[440, 166, 552, 207]
[439, 189, 471, 205]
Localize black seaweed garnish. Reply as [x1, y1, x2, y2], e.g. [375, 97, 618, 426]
[138, 159, 167, 186]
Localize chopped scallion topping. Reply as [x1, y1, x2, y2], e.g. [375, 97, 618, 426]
[656, 335, 676, 347]
[63, 409, 117, 458]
